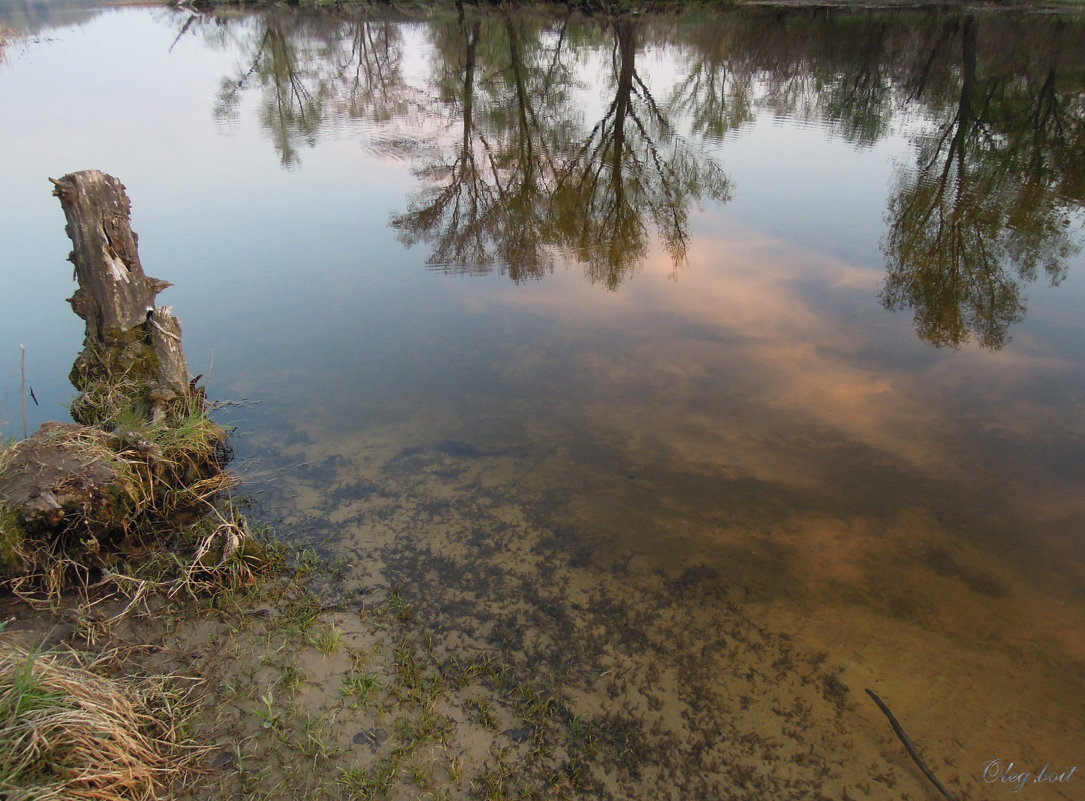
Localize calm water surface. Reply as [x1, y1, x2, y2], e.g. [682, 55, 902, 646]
[2, 2, 1084, 796]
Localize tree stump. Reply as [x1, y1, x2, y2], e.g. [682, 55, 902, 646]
[0, 172, 236, 586]
[49, 170, 193, 424]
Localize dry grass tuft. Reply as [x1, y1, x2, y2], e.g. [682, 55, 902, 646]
[0, 633, 199, 801]
[0, 25, 19, 65]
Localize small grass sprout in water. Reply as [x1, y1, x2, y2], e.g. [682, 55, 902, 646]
[341, 668, 382, 706]
[338, 755, 400, 800]
[275, 661, 306, 693]
[466, 696, 500, 730]
[308, 622, 343, 655]
[254, 689, 280, 730]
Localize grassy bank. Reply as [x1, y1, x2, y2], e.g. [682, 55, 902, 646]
[0, 538, 624, 801]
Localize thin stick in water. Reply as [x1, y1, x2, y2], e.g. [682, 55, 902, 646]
[20, 344, 28, 440]
[866, 689, 958, 801]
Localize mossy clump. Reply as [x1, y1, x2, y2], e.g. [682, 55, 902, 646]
[0, 394, 272, 611]
[0, 502, 24, 577]
[69, 335, 164, 428]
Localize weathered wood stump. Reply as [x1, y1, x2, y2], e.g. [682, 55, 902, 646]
[49, 170, 194, 425]
[0, 172, 231, 582]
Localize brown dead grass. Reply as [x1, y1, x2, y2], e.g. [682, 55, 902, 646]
[0, 632, 200, 801]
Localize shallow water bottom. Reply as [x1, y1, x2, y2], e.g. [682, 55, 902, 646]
[237, 403, 1084, 800]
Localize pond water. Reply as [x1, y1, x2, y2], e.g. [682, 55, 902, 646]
[2, 2, 1084, 798]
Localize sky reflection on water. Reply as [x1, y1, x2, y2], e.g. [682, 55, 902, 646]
[1, 4, 1084, 793]
[3, 3, 1083, 578]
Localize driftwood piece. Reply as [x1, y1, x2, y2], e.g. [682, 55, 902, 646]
[866, 689, 959, 801]
[49, 171, 192, 422]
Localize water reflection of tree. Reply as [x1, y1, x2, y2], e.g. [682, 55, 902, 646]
[391, 12, 572, 280]
[667, 11, 909, 148]
[393, 13, 730, 288]
[336, 19, 408, 126]
[665, 23, 756, 144]
[551, 18, 731, 287]
[881, 15, 1084, 349]
[191, 7, 1085, 307]
[661, 10, 1084, 347]
[210, 11, 408, 168]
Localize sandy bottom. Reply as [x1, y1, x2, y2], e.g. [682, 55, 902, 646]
[185, 401, 1081, 801]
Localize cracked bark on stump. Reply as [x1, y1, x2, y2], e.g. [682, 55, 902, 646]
[49, 170, 193, 424]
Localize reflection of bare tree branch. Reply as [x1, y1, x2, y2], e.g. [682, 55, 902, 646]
[553, 19, 731, 288]
[215, 30, 271, 127]
[393, 12, 577, 281]
[881, 15, 1081, 350]
[169, 13, 200, 54]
